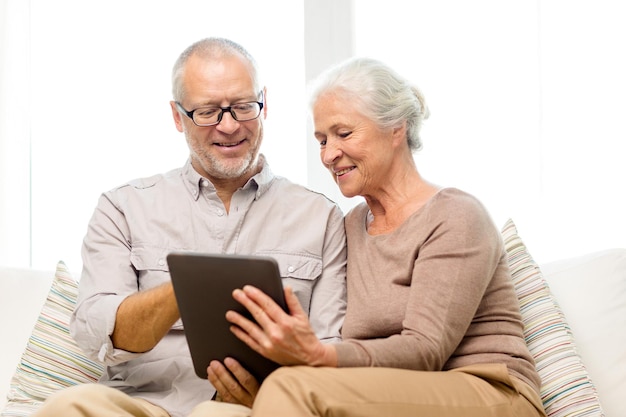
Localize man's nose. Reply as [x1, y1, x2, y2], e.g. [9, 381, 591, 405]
[215, 110, 240, 133]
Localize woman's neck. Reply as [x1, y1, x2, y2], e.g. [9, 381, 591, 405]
[365, 171, 440, 235]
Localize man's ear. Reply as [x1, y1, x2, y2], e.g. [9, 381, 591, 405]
[261, 87, 268, 119]
[170, 101, 184, 133]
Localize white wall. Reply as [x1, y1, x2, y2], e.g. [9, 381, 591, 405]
[305, 0, 626, 264]
[2, 0, 625, 271]
[12, 0, 307, 272]
[0, 0, 31, 266]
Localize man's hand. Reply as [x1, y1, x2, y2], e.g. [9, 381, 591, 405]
[207, 358, 259, 407]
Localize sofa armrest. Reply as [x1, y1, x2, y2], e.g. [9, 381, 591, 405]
[0, 267, 53, 408]
[541, 248, 626, 417]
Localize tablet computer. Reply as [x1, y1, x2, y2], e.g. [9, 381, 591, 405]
[167, 252, 287, 382]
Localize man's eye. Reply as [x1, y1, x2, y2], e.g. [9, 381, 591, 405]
[233, 103, 253, 111]
[338, 131, 351, 138]
[197, 108, 219, 117]
[319, 139, 327, 146]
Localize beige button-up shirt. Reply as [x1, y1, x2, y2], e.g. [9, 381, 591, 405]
[71, 157, 347, 417]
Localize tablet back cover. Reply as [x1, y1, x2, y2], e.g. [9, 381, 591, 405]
[167, 252, 286, 381]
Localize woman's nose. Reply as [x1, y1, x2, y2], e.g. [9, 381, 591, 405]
[321, 141, 342, 166]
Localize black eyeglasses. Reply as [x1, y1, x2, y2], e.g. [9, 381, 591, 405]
[175, 91, 264, 127]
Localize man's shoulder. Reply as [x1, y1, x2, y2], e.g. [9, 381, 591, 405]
[270, 176, 340, 205]
[108, 167, 182, 193]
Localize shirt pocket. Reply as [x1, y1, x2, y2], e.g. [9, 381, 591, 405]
[130, 245, 171, 280]
[130, 244, 183, 329]
[258, 252, 322, 314]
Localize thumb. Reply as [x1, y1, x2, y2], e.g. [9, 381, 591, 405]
[284, 286, 307, 317]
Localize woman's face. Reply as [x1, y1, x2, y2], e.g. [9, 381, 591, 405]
[313, 91, 398, 198]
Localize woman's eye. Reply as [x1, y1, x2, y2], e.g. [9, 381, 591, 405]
[319, 139, 327, 146]
[338, 131, 351, 138]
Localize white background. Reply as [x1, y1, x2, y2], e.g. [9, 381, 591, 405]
[1, 0, 625, 273]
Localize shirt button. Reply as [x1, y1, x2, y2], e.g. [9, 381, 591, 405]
[287, 266, 295, 273]
[158, 258, 165, 266]
[216, 209, 224, 216]
[201, 180, 209, 187]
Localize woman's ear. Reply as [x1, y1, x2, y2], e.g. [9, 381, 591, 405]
[170, 101, 184, 133]
[391, 121, 408, 148]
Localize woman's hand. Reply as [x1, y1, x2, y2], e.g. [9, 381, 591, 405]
[227, 285, 337, 367]
[207, 358, 259, 407]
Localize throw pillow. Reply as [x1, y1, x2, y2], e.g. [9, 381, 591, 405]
[501, 219, 603, 417]
[1, 261, 104, 417]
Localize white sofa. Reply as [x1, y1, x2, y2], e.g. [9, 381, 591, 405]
[0, 220, 624, 417]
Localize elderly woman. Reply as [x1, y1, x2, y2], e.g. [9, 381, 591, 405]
[203, 57, 547, 417]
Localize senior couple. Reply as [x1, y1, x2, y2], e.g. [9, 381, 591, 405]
[32, 37, 546, 417]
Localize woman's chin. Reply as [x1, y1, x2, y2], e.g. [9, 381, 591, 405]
[337, 186, 359, 199]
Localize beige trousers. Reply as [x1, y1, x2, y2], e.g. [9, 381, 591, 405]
[245, 364, 547, 417]
[30, 383, 171, 417]
[194, 364, 547, 417]
[30, 364, 547, 417]
[28, 382, 249, 417]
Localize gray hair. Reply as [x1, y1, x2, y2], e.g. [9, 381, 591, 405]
[171, 37, 260, 102]
[308, 57, 430, 152]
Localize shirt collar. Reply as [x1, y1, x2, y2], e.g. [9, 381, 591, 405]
[182, 155, 275, 201]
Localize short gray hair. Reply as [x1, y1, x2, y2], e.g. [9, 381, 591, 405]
[171, 37, 260, 102]
[308, 57, 430, 152]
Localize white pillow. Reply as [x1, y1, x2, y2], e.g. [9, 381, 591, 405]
[1, 261, 104, 417]
[501, 219, 603, 417]
[541, 249, 626, 417]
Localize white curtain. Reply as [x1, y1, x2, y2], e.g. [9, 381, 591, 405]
[3, 0, 307, 271]
[348, 0, 626, 263]
[0, 0, 31, 266]
[2, 0, 625, 270]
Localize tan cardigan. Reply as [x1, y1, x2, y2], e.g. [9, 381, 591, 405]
[335, 188, 541, 394]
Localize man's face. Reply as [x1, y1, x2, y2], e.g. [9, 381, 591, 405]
[171, 53, 266, 184]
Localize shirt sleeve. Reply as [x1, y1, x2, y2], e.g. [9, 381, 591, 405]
[70, 191, 144, 365]
[308, 205, 347, 344]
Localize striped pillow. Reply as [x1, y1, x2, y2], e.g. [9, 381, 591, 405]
[501, 219, 604, 417]
[2, 261, 104, 417]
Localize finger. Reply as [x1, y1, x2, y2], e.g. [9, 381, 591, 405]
[226, 309, 267, 347]
[229, 322, 265, 354]
[231, 288, 274, 326]
[224, 357, 259, 406]
[241, 285, 289, 323]
[284, 286, 307, 318]
[206, 360, 255, 406]
[232, 288, 262, 313]
[225, 308, 258, 332]
[206, 361, 237, 403]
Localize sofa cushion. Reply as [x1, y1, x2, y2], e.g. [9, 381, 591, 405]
[1, 261, 104, 417]
[502, 219, 603, 417]
[541, 248, 626, 417]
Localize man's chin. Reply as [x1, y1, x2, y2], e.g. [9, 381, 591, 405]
[212, 159, 257, 180]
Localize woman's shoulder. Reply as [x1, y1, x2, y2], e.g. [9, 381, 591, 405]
[426, 187, 500, 241]
[344, 201, 370, 227]
[429, 187, 488, 214]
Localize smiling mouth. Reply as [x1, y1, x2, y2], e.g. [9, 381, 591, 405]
[215, 139, 245, 147]
[335, 167, 355, 176]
